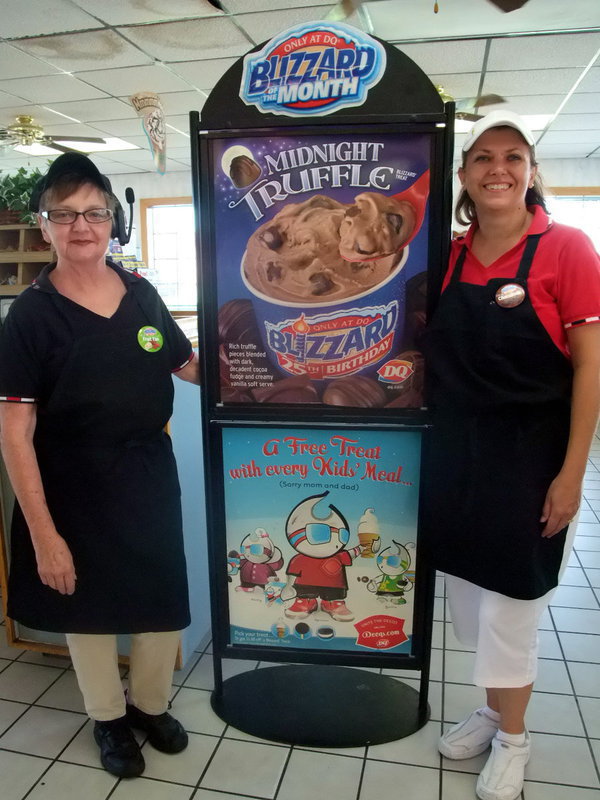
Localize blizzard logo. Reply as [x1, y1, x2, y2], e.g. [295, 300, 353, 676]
[241, 22, 386, 117]
[377, 359, 414, 384]
[264, 303, 398, 379]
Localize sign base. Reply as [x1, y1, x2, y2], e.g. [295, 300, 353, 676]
[211, 664, 429, 746]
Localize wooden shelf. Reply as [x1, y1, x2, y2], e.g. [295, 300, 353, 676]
[0, 222, 53, 293]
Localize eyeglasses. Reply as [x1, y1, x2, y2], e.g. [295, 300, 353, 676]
[41, 208, 113, 224]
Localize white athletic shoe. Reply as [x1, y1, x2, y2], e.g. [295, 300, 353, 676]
[476, 731, 531, 800]
[438, 708, 500, 759]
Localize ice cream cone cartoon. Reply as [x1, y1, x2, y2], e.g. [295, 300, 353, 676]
[358, 507, 381, 558]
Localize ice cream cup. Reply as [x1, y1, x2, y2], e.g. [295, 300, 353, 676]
[241, 245, 410, 385]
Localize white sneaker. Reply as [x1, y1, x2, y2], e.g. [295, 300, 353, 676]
[476, 731, 531, 800]
[438, 708, 499, 759]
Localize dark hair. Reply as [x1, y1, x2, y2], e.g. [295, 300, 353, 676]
[38, 174, 115, 214]
[455, 129, 547, 227]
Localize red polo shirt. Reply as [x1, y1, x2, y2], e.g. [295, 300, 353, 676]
[443, 205, 600, 357]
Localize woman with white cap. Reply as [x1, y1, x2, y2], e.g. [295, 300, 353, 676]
[423, 110, 600, 800]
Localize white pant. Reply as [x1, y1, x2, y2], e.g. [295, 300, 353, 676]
[445, 511, 578, 688]
[446, 575, 553, 687]
[66, 630, 181, 721]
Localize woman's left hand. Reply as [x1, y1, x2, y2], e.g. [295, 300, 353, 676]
[540, 474, 580, 538]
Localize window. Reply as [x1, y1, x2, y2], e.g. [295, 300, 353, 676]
[140, 197, 197, 310]
[547, 189, 600, 252]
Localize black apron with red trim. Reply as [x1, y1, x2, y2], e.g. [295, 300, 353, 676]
[421, 233, 573, 600]
[8, 290, 190, 633]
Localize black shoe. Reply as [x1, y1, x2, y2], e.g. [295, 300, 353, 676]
[93, 717, 145, 778]
[125, 703, 188, 753]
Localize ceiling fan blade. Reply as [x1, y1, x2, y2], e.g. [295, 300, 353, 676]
[326, 0, 361, 21]
[475, 94, 507, 107]
[456, 111, 482, 122]
[46, 135, 107, 144]
[486, 0, 530, 11]
[42, 142, 86, 154]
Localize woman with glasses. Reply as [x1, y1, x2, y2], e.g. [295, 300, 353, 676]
[0, 153, 199, 779]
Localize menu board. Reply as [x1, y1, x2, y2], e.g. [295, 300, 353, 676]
[213, 131, 430, 408]
[222, 426, 421, 655]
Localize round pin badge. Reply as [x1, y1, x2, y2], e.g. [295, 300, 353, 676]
[495, 283, 526, 308]
[137, 326, 164, 352]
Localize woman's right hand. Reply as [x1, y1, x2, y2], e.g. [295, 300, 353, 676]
[34, 534, 77, 595]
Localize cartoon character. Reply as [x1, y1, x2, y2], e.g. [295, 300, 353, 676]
[367, 540, 415, 605]
[227, 550, 240, 582]
[236, 528, 283, 592]
[281, 491, 361, 622]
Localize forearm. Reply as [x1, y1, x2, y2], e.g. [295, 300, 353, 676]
[560, 361, 600, 486]
[0, 428, 59, 549]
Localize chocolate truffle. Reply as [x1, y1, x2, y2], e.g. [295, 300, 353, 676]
[251, 375, 320, 404]
[322, 376, 387, 408]
[230, 155, 261, 188]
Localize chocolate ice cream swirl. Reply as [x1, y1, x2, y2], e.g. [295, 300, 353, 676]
[244, 195, 401, 304]
[339, 192, 416, 261]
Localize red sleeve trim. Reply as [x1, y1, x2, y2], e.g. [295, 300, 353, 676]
[564, 316, 600, 330]
[0, 396, 36, 403]
[171, 350, 195, 373]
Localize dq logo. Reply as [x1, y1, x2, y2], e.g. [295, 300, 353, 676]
[377, 359, 414, 384]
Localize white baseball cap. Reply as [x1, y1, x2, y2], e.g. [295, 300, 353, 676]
[462, 110, 536, 153]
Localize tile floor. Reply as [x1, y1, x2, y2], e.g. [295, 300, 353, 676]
[1, 428, 600, 799]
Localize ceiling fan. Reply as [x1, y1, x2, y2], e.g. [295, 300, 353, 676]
[327, 0, 531, 19]
[0, 115, 107, 155]
[437, 87, 507, 120]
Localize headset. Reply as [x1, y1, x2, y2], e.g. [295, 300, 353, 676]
[111, 187, 135, 245]
[29, 156, 135, 246]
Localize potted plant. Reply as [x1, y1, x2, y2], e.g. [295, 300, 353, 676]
[0, 166, 45, 225]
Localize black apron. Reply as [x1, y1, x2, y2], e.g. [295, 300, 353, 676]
[8, 291, 190, 633]
[421, 233, 573, 600]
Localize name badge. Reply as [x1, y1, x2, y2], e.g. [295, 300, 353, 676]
[495, 283, 525, 308]
[137, 326, 164, 351]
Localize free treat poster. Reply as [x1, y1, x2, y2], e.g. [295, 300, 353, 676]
[212, 131, 430, 408]
[223, 426, 421, 655]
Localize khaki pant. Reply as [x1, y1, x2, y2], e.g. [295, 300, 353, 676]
[66, 630, 181, 721]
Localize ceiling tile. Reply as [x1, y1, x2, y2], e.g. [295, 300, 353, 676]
[574, 67, 600, 93]
[0, 104, 69, 126]
[164, 115, 196, 133]
[38, 121, 113, 138]
[236, 6, 343, 43]
[474, 95, 566, 116]
[562, 92, 600, 114]
[540, 130, 600, 145]
[397, 40, 487, 76]
[166, 58, 238, 92]
[368, 0, 600, 41]
[0, 75, 109, 104]
[46, 97, 135, 122]
[77, 64, 192, 95]
[482, 68, 583, 97]
[2, 0, 103, 38]
[536, 143, 597, 158]
[0, 90, 27, 110]
[0, 44, 62, 80]
[551, 113, 600, 131]
[487, 32, 600, 71]
[117, 18, 252, 61]
[16, 30, 154, 72]
[226, 0, 334, 10]
[76, 0, 222, 25]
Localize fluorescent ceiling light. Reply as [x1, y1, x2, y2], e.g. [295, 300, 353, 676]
[52, 137, 140, 152]
[15, 138, 140, 156]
